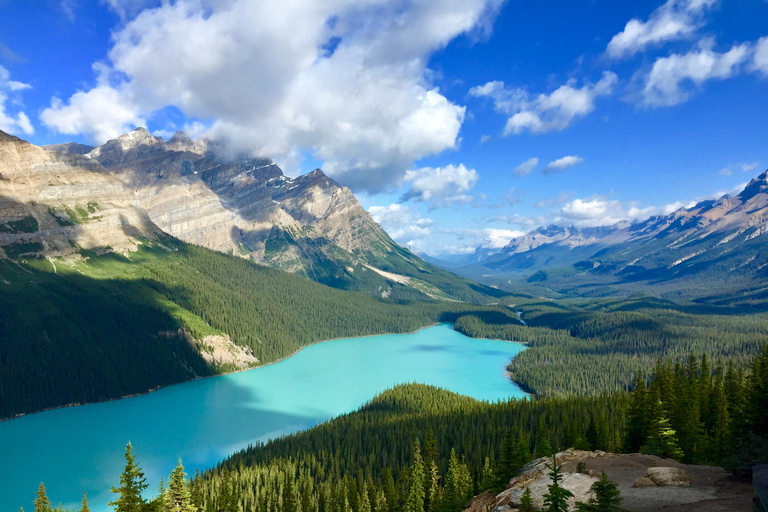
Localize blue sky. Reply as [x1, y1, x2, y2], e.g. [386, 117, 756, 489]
[1, 0, 767, 256]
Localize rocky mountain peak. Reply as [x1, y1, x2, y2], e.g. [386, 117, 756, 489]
[738, 168, 768, 202]
[166, 131, 209, 155]
[87, 127, 166, 165]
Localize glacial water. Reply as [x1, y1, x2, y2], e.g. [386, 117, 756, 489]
[0, 324, 526, 511]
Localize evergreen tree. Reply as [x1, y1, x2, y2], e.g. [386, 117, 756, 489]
[479, 457, 495, 492]
[543, 456, 573, 512]
[109, 443, 147, 512]
[576, 471, 622, 512]
[494, 431, 517, 490]
[79, 491, 91, 512]
[642, 399, 683, 460]
[164, 459, 196, 512]
[360, 483, 372, 512]
[34, 483, 51, 512]
[406, 441, 425, 512]
[518, 487, 535, 512]
[624, 373, 647, 453]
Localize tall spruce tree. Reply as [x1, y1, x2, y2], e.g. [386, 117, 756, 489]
[406, 441, 425, 512]
[34, 483, 51, 512]
[109, 443, 147, 512]
[79, 491, 91, 512]
[164, 459, 196, 512]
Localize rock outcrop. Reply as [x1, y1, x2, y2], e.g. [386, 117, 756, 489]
[464, 449, 752, 512]
[0, 130, 161, 258]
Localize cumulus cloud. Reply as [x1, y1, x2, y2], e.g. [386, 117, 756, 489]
[752, 36, 768, 76]
[0, 65, 34, 136]
[470, 72, 617, 135]
[543, 155, 583, 174]
[41, 84, 145, 143]
[512, 157, 538, 177]
[606, 0, 716, 59]
[368, 203, 434, 248]
[640, 39, 750, 106]
[399, 164, 479, 207]
[40, 0, 504, 193]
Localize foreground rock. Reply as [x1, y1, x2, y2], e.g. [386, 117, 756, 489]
[465, 449, 753, 512]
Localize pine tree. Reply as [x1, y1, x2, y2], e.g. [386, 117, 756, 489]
[164, 459, 196, 512]
[406, 441, 425, 512]
[425, 461, 439, 512]
[109, 443, 147, 512]
[34, 483, 51, 512]
[518, 487, 535, 512]
[643, 399, 683, 460]
[543, 456, 573, 512]
[79, 491, 91, 512]
[360, 482, 372, 512]
[494, 431, 517, 490]
[624, 372, 647, 452]
[479, 457, 495, 492]
[575, 471, 622, 512]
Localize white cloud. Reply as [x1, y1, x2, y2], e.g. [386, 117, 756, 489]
[41, 0, 504, 193]
[368, 203, 434, 243]
[471, 72, 617, 135]
[752, 36, 768, 76]
[481, 228, 524, 248]
[543, 155, 583, 174]
[606, 0, 716, 59]
[439, 227, 524, 250]
[41, 84, 145, 143]
[719, 167, 732, 176]
[640, 39, 750, 106]
[559, 198, 627, 227]
[400, 164, 479, 207]
[742, 161, 759, 172]
[512, 157, 538, 177]
[0, 65, 34, 136]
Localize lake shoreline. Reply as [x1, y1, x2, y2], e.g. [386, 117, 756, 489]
[2, 322, 529, 422]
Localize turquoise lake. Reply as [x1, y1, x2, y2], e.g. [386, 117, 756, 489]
[0, 324, 526, 511]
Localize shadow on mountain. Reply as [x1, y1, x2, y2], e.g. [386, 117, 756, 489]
[0, 257, 215, 420]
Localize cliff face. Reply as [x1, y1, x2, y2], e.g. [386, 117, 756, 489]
[82, 128, 398, 279]
[0, 131, 160, 259]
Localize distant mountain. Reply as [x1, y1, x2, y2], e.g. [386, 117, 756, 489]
[467, 170, 768, 303]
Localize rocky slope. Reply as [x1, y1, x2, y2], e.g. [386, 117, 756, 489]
[73, 128, 425, 289]
[466, 449, 752, 512]
[0, 130, 161, 259]
[33, 128, 494, 301]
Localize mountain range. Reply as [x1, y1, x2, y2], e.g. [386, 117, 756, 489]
[0, 127, 494, 302]
[450, 171, 768, 305]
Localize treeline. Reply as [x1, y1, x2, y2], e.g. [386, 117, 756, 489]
[24, 384, 628, 512]
[454, 297, 768, 396]
[625, 346, 768, 474]
[0, 239, 513, 419]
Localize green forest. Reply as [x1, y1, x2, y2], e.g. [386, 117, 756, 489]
[0, 237, 517, 419]
[454, 296, 768, 395]
[26, 344, 767, 512]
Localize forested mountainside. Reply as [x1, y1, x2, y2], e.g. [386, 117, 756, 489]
[455, 169, 768, 304]
[454, 296, 768, 396]
[29, 347, 767, 512]
[43, 128, 496, 301]
[0, 235, 521, 419]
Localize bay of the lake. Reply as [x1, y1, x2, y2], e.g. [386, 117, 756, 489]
[0, 324, 526, 511]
